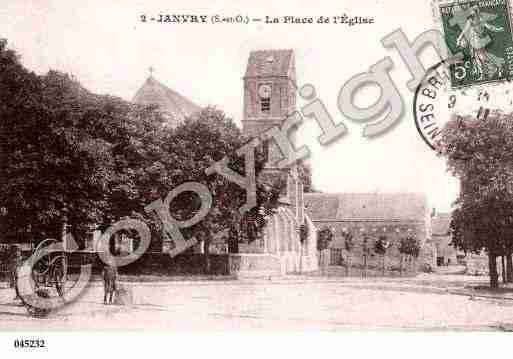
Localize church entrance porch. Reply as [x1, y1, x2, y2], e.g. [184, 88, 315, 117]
[229, 208, 318, 278]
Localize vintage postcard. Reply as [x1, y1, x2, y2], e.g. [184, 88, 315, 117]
[0, 0, 513, 357]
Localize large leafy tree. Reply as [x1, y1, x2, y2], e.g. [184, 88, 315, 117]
[316, 226, 333, 274]
[0, 38, 174, 247]
[374, 235, 390, 275]
[440, 114, 513, 287]
[0, 39, 281, 266]
[151, 108, 282, 269]
[342, 229, 354, 276]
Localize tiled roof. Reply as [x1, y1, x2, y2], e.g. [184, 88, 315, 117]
[132, 76, 201, 127]
[244, 49, 293, 78]
[304, 193, 428, 222]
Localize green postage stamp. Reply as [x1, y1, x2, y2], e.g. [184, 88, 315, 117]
[439, 0, 513, 87]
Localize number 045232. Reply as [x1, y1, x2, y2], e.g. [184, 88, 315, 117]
[13, 339, 46, 349]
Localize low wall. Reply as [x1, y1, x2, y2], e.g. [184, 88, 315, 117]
[228, 252, 319, 277]
[2, 251, 318, 279]
[228, 253, 282, 277]
[121, 253, 230, 275]
[63, 252, 230, 276]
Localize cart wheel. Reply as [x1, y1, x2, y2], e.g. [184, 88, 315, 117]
[24, 289, 51, 318]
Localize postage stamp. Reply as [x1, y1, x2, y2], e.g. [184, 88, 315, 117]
[437, 0, 513, 87]
[413, 56, 513, 150]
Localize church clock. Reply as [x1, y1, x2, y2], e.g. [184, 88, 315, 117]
[258, 84, 272, 114]
[258, 84, 272, 98]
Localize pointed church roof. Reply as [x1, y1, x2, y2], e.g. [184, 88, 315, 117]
[132, 75, 201, 127]
[244, 49, 294, 78]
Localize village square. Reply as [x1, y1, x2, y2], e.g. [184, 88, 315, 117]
[1, 39, 513, 331]
[4, 0, 513, 333]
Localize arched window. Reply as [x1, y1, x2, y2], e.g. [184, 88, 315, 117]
[260, 98, 270, 113]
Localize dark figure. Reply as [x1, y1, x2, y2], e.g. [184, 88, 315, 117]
[102, 264, 117, 305]
[9, 246, 22, 300]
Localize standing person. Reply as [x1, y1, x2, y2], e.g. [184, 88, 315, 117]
[102, 262, 117, 305]
[9, 246, 22, 300]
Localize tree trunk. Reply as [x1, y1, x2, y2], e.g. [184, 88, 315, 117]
[363, 254, 367, 278]
[319, 250, 325, 275]
[400, 255, 403, 276]
[382, 254, 386, 276]
[502, 255, 507, 284]
[345, 254, 350, 276]
[204, 237, 211, 274]
[228, 227, 239, 254]
[507, 252, 513, 283]
[488, 253, 499, 288]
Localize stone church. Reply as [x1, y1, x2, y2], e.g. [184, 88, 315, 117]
[132, 49, 435, 276]
[132, 71, 201, 126]
[233, 49, 319, 275]
[132, 49, 319, 276]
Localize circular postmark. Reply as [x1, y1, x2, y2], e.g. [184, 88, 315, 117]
[413, 57, 513, 150]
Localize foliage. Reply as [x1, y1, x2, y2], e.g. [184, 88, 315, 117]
[0, 39, 281, 250]
[374, 235, 390, 255]
[362, 235, 372, 255]
[160, 108, 282, 247]
[317, 226, 334, 251]
[297, 161, 319, 193]
[399, 234, 420, 258]
[0, 38, 145, 244]
[441, 114, 513, 256]
[0, 244, 18, 264]
[440, 113, 513, 287]
[342, 230, 354, 252]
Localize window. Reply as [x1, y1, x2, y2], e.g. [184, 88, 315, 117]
[260, 98, 270, 113]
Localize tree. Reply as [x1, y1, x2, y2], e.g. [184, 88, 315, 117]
[0, 39, 281, 273]
[159, 108, 282, 272]
[342, 229, 354, 276]
[399, 234, 420, 275]
[440, 114, 513, 288]
[317, 227, 333, 274]
[0, 38, 160, 247]
[374, 235, 390, 275]
[361, 235, 372, 277]
[297, 161, 320, 193]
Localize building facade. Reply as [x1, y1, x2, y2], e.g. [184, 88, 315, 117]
[304, 193, 435, 271]
[431, 212, 459, 266]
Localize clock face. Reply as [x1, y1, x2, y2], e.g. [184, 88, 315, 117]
[258, 84, 272, 99]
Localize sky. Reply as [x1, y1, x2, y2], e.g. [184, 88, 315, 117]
[0, 0, 460, 212]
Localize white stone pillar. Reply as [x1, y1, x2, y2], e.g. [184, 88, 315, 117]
[273, 215, 279, 255]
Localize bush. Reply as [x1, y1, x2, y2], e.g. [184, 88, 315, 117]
[420, 263, 433, 273]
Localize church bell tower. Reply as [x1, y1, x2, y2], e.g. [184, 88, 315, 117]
[242, 49, 304, 223]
